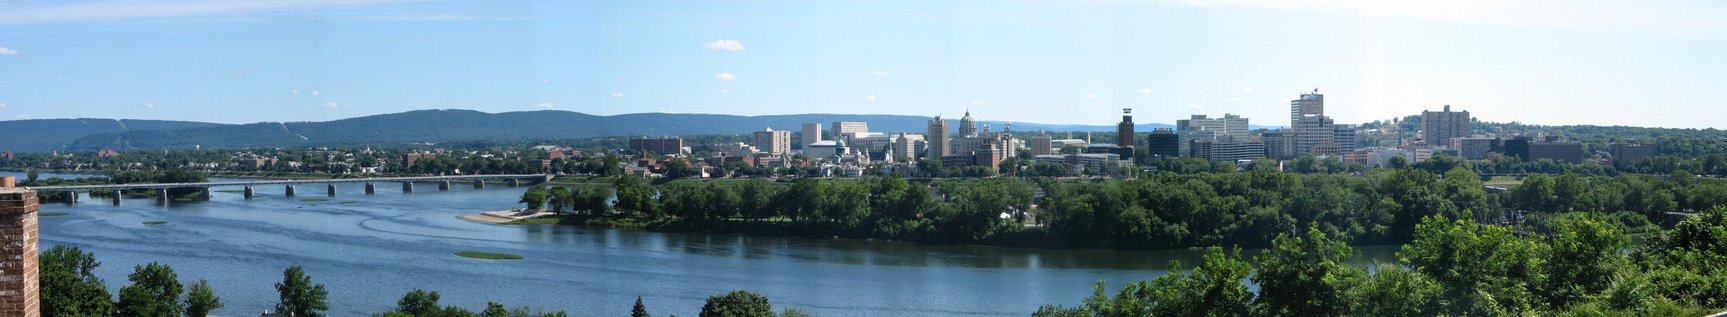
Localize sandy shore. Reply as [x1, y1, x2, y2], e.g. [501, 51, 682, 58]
[457, 210, 554, 224]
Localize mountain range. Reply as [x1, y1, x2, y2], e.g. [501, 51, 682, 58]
[0, 109, 1185, 152]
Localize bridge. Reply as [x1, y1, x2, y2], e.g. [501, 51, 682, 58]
[27, 174, 554, 205]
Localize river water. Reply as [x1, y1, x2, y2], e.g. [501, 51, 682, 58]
[8, 172, 1395, 316]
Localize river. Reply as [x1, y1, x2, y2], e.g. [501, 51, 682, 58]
[6, 172, 1396, 316]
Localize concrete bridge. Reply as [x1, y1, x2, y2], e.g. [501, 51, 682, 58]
[27, 174, 553, 205]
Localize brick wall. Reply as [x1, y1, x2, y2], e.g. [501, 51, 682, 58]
[0, 188, 40, 317]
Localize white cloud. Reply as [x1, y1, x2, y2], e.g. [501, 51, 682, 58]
[1084, 93, 1099, 100]
[309, 90, 321, 97]
[1137, 88, 1151, 96]
[702, 40, 744, 51]
[290, 89, 302, 96]
[869, 70, 893, 77]
[610, 92, 624, 98]
[541, 79, 551, 84]
[229, 69, 245, 77]
[11, 115, 27, 119]
[1225, 96, 1243, 102]
[0, 47, 16, 56]
[1242, 86, 1255, 93]
[0, 102, 7, 109]
[969, 100, 989, 106]
[718, 89, 730, 94]
[0, 0, 411, 26]
[321, 102, 343, 109]
[536, 102, 555, 109]
[143, 102, 156, 109]
[714, 72, 736, 81]
[865, 96, 878, 103]
[1186, 104, 1206, 109]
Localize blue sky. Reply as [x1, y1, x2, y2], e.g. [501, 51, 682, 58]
[0, 0, 1724, 129]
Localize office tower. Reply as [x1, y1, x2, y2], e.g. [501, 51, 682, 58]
[894, 133, 925, 161]
[1291, 89, 1323, 125]
[752, 128, 791, 155]
[1422, 105, 1471, 146]
[1452, 137, 1495, 160]
[927, 116, 951, 159]
[1147, 129, 1180, 157]
[1333, 124, 1358, 154]
[801, 123, 823, 146]
[1030, 130, 1054, 156]
[1262, 130, 1295, 160]
[1294, 115, 1335, 155]
[1117, 108, 1135, 147]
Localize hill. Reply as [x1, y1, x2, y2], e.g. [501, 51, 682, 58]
[0, 119, 227, 152]
[56, 110, 1176, 150]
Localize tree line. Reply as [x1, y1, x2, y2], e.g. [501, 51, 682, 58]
[1033, 208, 1727, 316]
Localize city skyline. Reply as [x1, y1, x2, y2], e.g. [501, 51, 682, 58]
[0, 0, 1724, 128]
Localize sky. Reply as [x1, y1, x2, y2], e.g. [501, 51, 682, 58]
[0, 0, 1725, 129]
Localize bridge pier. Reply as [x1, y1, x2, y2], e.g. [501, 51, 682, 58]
[509, 178, 520, 187]
[200, 188, 212, 201]
[327, 184, 337, 197]
[402, 182, 414, 193]
[438, 181, 451, 191]
[243, 186, 254, 199]
[158, 188, 170, 204]
[365, 183, 376, 195]
[285, 185, 297, 197]
[66, 191, 77, 205]
[111, 191, 122, 206]
[474, 180, 486, 189]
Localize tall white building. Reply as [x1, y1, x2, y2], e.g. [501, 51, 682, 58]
[752, 128, 791, 155]
[927, 116, 951, 159]
[830, 122, 868, 143]
[801, 123, 823, 146]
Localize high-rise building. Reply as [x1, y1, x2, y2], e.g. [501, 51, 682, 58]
[927, 116, 951, 159]
[830, 122, 868, 143]
[894, 133, 925, 161]
[1147, 129, 1180, 157]
[1176, 114, 1250, 139]
[1262, 130, 1295, 160]
[1030, 130, 1054, 156]
[1294, 115, 1335, 155]
[1117, 108, 1135, 147]
[1188, 139, 1266, 162]
[957, 111, 977, 137]
[1612, 143, 1657, 169]
[752, 128, 791, 155]
[801, 123, 823, 146]
[1291, 89, 1324, 125]
[1333, 124, 1358, 154]
[1422, 105, 1471, 146]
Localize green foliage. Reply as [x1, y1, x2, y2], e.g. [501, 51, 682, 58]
[632, 296, 651, 317]
[699, 290, 774, 317]
[1252, 224, 1365, 316]
[275, 266, 330, 317]
[40, 245, 114, 317]
[520, 186, 550, 211]
[1541, 213, 1628, 309]
[1345, 263, 1441, 317]
[1399, 211, 1546, 315]
[397, 289, 443, 316]
[184, 279, 223, 317]
[117, 262, 185, 317]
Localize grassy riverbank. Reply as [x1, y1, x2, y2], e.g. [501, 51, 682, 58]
[454, 251, 523, 260]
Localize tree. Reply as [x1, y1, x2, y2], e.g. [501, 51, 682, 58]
[41, 245, 114, 317]
[520, 185, 550, 211]
[1252, 224, 1364, 316]
[117, 262, 186, 317]
[185, 279, 223, 317]
[1399, 211, 1546, 316]
[397, 289, 442, 316]
[1147, 248, 1255, 316]
[548, 186, 572, 215]
[1538, 213, 1628, 310]
[482, 302, 508, 317]
[1347, 262, 1441, 317]
[631, 296, 650, 317]
[699, 290, 773, 317]
[275, 266, 330, 317]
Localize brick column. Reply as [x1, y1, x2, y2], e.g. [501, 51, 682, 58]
[0, 183, 41, 317]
